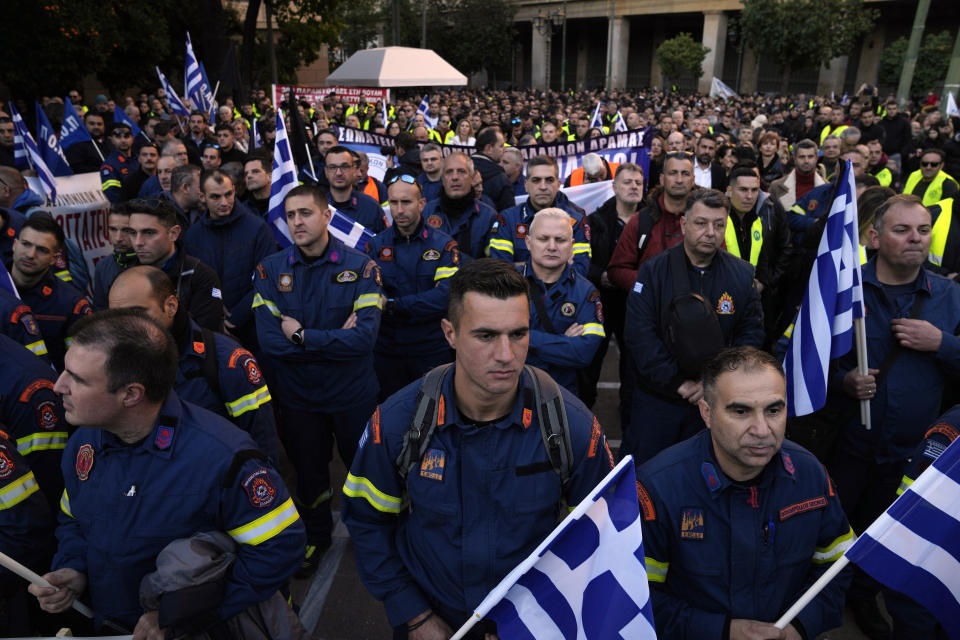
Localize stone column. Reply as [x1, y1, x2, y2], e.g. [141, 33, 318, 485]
[608, 16, 630, 90]
[699, 11, 728, 94]
[531, 26, 548, 90]
[817, 56, 848, 97]
[576, 33, 589, 90]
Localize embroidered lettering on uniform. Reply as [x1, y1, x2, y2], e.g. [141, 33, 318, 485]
[278, 273, 293, 292]
[256, 263, 267, 280]
[379, 246, 394, 261]
[560, 302, 576, 317]
[926, 422, 960, 443]
[18, 379, 55, 402]
[76, 444, 94, 481]
[36, 401, 58, 430]
[337, 270, 358, 283]
[680, 508, 705, 540]
[427, 214, 443, 228]
[515, 223, 528, 239]
[371, 406, 381, 444]
[155, 426, 174, 450]
[242, 468, 278, 508]
[420, 448, 445, 481]
[227, 348, 252, 368]
[716, 292, 735, 315]
[0, 448, 14, 479]
[636, 481, 656, 521]
[588, 416, 602, 457]
[778, 496, 827, 521]
[422, 249, 440, 261]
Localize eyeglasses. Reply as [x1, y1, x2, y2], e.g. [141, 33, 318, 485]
[921, 161, 942, 168]
[326, 163, 355, 173]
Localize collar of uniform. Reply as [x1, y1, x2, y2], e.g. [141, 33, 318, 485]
[435, 364, 530, 432]
[521, 259, 575, 288]
[99, 392, 183, 459]
[393, 218, 426, 243]
[290, 235, 344, 267]
[860, 258, 932, 296]
[696, 430, 790, 494]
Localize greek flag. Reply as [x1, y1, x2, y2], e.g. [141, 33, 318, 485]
[185, 32, 214, 118]
[590, 103, 603, 129]
[155, 66, 191, 117]
[329, 207, 375, 250]
[35, 102, 73, 177]
[614, 111, 628, 133]
[784, 159, 863, 416]
[457, 457, 657, 640]
[252, 118, 262, 149]
[113, 105, 145, 141]
[266, 111, 298, 248]
[415, 94, 437, 128]
[948, 92, 960, 119]
[846, 437, 960, 635]
[60, 97, 92, 150]
[709, 77, 737, 100]
[381, 100, 389, 126]
[8, 103, 57, 202]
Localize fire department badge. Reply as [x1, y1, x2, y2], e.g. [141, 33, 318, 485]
[242, 468, 277, 508]
[515, 223, 528, 239]
[0, 448, 14, 479]
[716, 292, 735, 315]
[427, 214, 443, 228]
[337, 270, 358, 283]
[76, 444, 94, 481]
[278, 273, 293, 292]
[422, 249, 440, 261]
[560, 302, 576, 317]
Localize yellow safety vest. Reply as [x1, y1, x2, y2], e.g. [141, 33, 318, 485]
[929, 198, 953, 267]
[725, 214, 763, 266]
[859, 244, 867, 265]
[820, 124, 848, 145]
[872, 167, 892, 187]
[904, 170, 959, 208]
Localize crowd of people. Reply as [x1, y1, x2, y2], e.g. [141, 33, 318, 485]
[0, 81, 958, 639]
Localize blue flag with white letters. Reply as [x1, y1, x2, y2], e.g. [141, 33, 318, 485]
[35, 103, 73, 177]
[113, 105, 145, 141]
[60, 97, 92, 150]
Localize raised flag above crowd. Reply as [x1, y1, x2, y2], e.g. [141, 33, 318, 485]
[59, 97, 93, 150]
[34, 101, 72, 177]
[8, 102, 57, 201]
[155, 66, 191, 117]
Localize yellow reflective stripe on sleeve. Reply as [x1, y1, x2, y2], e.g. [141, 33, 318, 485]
[433, 266, 458, 281]
[0, 471, 39, 510]
[295, 489, 332, 510]
[26, 339, 48, 356]
[813, 526, 856, 563]
[581, 323, 606, 338]
[60, 489, 72, 518]
[225, 385, 271, 418]
[227, 497, 300, 546]
[897, 475, 913, 497]
[353, 293, 384, 312]
[790, 204, 806, 217]
[55, 269, 73, 283]
[101, 179, 122, 190]
[645, 557, 669, 583]
[782, 323, 795, 340]
[572, 242, 592, 256]
[343, 472, 403, 513]
[488, 238, 515, 254]
[251, 293, 281, 317]
[16, 432, 69, 455]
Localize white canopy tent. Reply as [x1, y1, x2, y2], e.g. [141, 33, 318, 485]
[326, 46, 467, 87]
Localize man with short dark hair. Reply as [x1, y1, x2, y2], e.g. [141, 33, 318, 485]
[183, 110, 215, 165]
[120, 143, 159, 201]
[167, 164, 203, 228]
[0, 117, 15, 168]
[417, 143, 444, 202]
[769, 139, 826, 211]
[215, 123, 247, 165]
[324, 146, 386, 233]
[65, 112, 109, 173]
[30, 309, 304, 634]
[624, 189, 764, 463]
[243, 152, 272, 218]
[11, 215, 92, 371]
[91, 204, 137, 310]
[472, 127, 515, 211]
[638, 346, 852, 639]
[200, 144, 222, 172]
[692, 134, 726, 191]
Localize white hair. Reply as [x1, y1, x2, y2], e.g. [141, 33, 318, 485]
[581, 153, 604, 176]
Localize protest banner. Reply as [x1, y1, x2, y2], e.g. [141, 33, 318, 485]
[271, 84, 390, 109]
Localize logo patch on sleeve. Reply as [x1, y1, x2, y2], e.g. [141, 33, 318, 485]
[336, 270, 358, 283]
[778, 496, 827, 521]
[242, 468, 278, 507]
[14, 306, 41, 336]
[680, 508, 705, 540]
[0, 449, 14, 479]
[36, 400, 58, 430]
[243, 358, 263, 385]
[422, 249, 440, 261]
[76, 444, 95, 481]
[515, 223, 528, 239]
[379, 246, 394, 261]
[420, 448, 445, 481]
[278, 273, 293, 292]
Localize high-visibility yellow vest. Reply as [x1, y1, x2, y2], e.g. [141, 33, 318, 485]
[820, 124, 848, 145]
[725, 213, 763, 266]
[872, 166, 892, 187]
[929, 197, 953, 267]
[859, 244, 867, 265]
[904, 170, 959, 208]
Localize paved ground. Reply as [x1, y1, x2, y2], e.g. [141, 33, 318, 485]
[289, 343, 873, 639]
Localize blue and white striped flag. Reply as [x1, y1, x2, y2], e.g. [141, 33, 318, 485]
[9, 103, 57, 203]
[846, 437, 960, 635]
[35, 102, 73, 177]
[252, 118, 262, 149]
[185, 32, 214, 118]
[614, 111, 628, 133]
[415, 94, 437, 129]
[381, 100, 389, 127]
[329, 207, 375, 250]
[266, 111, 298, 247]
[155, 66, 191, 117]
[784, 159, 863, 416]
[455, 457, 657, 639]
[60, 97, 92, 150]
[590, 103, 603, 129]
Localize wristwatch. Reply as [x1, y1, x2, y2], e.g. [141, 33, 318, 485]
[291, 328, 305, 346]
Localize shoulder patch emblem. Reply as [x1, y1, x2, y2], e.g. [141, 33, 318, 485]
[336, 270, 358, 283]
[636, 481, 656, 521]
[243, 357, 263, 385]
[155, 425, 174, 450]
[256, 263, 267, 280]
[278, 273, 293, 292]
[379, 246, 394, 261]
[0, 448, 14, 479]
[242, 468, 277, 508]
[76, 444, 94, 481]
[427, 214, 443, 228]
[716, 292, 735, 315]
[560, 302, 576, 317]
[193, 341, 205, 355]
[680, 507, 705, 540]
[19, 379, 55, 403]
[515, 223, 528, 239]
[779, 496, 827, 521]
[806, 199, 818, 211]
[36, 400, 58, 430]
[15, 307, 41, 336]
[420, 448, 445, 481]
[422, 249, 440, 261]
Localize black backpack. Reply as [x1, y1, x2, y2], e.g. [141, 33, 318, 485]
[394, 364, 574, 487]
[664, 247, 725, 379]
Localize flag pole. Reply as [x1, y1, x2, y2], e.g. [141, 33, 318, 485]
[0, 550, 95, 619]
[774, 556, 850, 629]
[855, 317, 871, 430]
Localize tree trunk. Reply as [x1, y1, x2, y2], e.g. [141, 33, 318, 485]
[240, 0, 262, 101]
[780, 66, 792, 95]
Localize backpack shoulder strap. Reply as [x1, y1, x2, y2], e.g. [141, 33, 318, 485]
[635, 209, 655, 256]
[525, 365, 573, 487]
[395, 363, 454, 478]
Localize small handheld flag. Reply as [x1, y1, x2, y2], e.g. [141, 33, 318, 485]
[590, 103, 603, 129]
[113, 105, 146, 141]
[266, 111, 298, 247]
[156, 67, 191, 117]
[60, 97, 93, 150]
[614, 111, 628, 133]
[9, 103, 57, 202]
[35, 102, 73, 177]
[415, 94, 437, 129]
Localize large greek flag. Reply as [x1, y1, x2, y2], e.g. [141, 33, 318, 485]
[784, 159, 864, 416]
[184, 32, 214, 118]
[266, 111, 298, 248]
[156, 66, 191, 117]
[9, 103, 57, 202]
[456, 457, 657, 639]
[846, 437, 960, 635]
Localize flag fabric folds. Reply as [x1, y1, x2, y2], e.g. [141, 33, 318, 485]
[0, 261, 19, 299]
[784, 159, 864, 416]
[329, 208, 375, 250]
[948, 92, 960, 119]
[462, 457, 657, 639]
[60, 98, 93, 150]
[156, 67, 191, 117]
[112, 105, 145, 141]
[266, 111, 298, 248]
[709, 77, 737, 99]
[35, 102, 73, 177]
[8, 103, 57, 202]
[614, 111, 628, 133]
[185, 32, 214, 118]
[416, 94, 437, 128]
[589, 103, 603, 129]
[845, 437, 960, 637]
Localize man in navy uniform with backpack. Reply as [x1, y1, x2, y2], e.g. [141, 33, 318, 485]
[342, 259, 614, 639]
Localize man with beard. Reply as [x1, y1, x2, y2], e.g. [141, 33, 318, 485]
[421, 153, 498, 261]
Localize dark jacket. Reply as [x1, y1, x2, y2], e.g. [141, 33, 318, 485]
[879, 114, 912, 157]
[472, 154, 515, 212]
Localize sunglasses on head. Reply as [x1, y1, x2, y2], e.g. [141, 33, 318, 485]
[387, 173, 422, 191]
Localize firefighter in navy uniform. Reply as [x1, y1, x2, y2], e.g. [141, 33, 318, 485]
[30, 310, 304, 635]
[519, 208, 606, 396]
[367, 174, 458, 400]
[638, 348, 853, 640]
[10, 215, 92, 371]
[0, 287, 48, 359]
[342, 259, 614, 638]
[253, 185, 383, 577]
[99, 122, 138, 204]
[109, 266, 278, 463]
